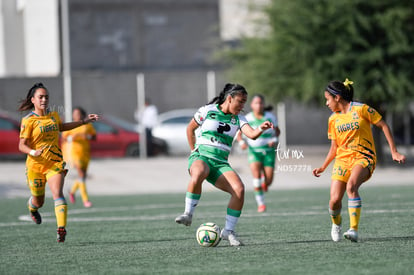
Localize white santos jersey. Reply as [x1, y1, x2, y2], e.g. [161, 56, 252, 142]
[194, 104, 248, 162]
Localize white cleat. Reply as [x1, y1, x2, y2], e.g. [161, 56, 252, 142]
[343, 229, 358, 242]
[331, 223, 342, 242]
[221, 229, 244, 246]
[175, 213, 192, 226]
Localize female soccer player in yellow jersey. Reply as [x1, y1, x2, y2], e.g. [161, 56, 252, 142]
[62, 107, 96, 208]
[313, 78, 406, 242]
[18, 83, 99, 242]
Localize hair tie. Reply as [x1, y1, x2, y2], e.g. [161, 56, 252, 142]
[343, 78, 354, 88]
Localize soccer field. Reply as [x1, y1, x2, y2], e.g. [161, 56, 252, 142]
[0, 186, 413, 275]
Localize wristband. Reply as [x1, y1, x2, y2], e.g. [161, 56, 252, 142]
[29, 150, 36, 156]
[238, 140, 246, 146]
[258, 126, 264, 132]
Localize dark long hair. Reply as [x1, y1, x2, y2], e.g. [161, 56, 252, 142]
[73, 106, 87, 120]
[208, 83, 247, 105]
[18, 83, 48, 111]
[326, 80, 354, 102]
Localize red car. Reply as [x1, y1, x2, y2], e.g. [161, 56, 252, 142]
[0, 112, 166, 159]
[0, 112, 23, 159]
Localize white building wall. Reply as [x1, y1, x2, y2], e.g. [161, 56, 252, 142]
[23, 0, 60, 76]
[219, 0, 270, 41]
[0, 0, 6, 75]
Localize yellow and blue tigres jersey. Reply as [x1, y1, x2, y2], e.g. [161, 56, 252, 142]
[328, 102, 382, 161]
[20, 111, 63, 172]
[62, 123, 96, 162]
[194, 104, 248, 162]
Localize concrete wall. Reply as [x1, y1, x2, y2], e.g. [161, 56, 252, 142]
[0, 71, 333, 145]
[0, 0, 60, 77]
[69, 0, 220, 71]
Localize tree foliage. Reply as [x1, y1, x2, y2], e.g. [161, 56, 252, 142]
[223, 0, 414, 110]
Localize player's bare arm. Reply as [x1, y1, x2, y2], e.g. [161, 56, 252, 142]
[60, 114, 99, 132]
[313, 139, 337, 177]
[241, 121, 274, 140]
[186, 118, 199, 151]
[375, 120, 406, 164]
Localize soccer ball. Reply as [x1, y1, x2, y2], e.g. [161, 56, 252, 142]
[196, 222, 221, 247]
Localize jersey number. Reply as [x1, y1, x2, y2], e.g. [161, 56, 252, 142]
[217, 122, 231, 134]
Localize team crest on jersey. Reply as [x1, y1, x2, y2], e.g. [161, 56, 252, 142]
[352, 112, 359, 120]
[230, 117, 236, 124]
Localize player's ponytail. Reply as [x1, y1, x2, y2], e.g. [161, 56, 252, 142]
[208, 83, 247, 105]
[326, 78, 354, 102]
[18, 83, 47, 111]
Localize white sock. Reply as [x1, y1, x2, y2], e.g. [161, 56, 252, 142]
[184, 197, 199, 215]
[253, 178, 265, 206]
[224, 215, 239, 231]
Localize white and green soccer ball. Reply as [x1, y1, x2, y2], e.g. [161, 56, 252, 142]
[196, 222, 221, 247]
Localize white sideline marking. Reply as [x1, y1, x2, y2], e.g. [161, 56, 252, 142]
[0, 206, 412, 227]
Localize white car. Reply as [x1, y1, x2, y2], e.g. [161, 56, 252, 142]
[152, 109, 197, 155]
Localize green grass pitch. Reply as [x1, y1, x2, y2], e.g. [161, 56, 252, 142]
[0, 185, 413, 274]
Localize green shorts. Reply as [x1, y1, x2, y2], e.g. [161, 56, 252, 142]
[248, 147, 276, 167]
[188, 151, 234, 185]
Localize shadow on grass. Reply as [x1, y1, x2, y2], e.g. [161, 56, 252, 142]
[240, 235, 414, 247]
[75, 235, 414, 248]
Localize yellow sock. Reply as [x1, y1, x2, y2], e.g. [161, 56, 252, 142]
[348, 198, 362, 230]
[329, 208, 342, 225]
[70, 181, 80, 194]
[54, 197, 67, 228]
[78, 182, 89, 202]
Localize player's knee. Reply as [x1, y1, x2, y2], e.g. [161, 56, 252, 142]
[346, 182, 359, 195]
[233, 183, 245, 199]
[329, 196, 342, 207]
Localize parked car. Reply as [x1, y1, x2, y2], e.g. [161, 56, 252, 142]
[0, 112, 23, 159]
[90, 115, 167, 157]
[152, 109, 197, 155]
[0, 112, 167, 159]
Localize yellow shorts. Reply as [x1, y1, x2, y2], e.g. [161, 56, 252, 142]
[331, 157, 375, 183]
[68, 157, 90, 171]
[26, 162, 67, 196]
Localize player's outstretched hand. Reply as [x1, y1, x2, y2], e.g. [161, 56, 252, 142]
[85, 114, 100, 123]
[392, 151, 406, 164]
[260, 121, 273, 131]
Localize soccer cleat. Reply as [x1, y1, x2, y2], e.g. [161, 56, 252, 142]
[30, 210, 42, 225]
[69, 193, 75, 204]
[331, 223, 342, 242]
[344, 229, 358, 242]
[257, 204, 266, 213]
[175, 213, 192, 226]
[57, 227, 67, 243]
[261, 183, 268, 192]
[83, 201, 93, 208]
[221, 229, 244, 246]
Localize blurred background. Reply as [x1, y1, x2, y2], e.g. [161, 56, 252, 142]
[0, 0, 412, 161]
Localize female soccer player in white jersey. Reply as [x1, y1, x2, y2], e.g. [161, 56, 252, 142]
[313, 78, 405, 242]
[237, 95, 280, 213]
[175, 83, 274, 246]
